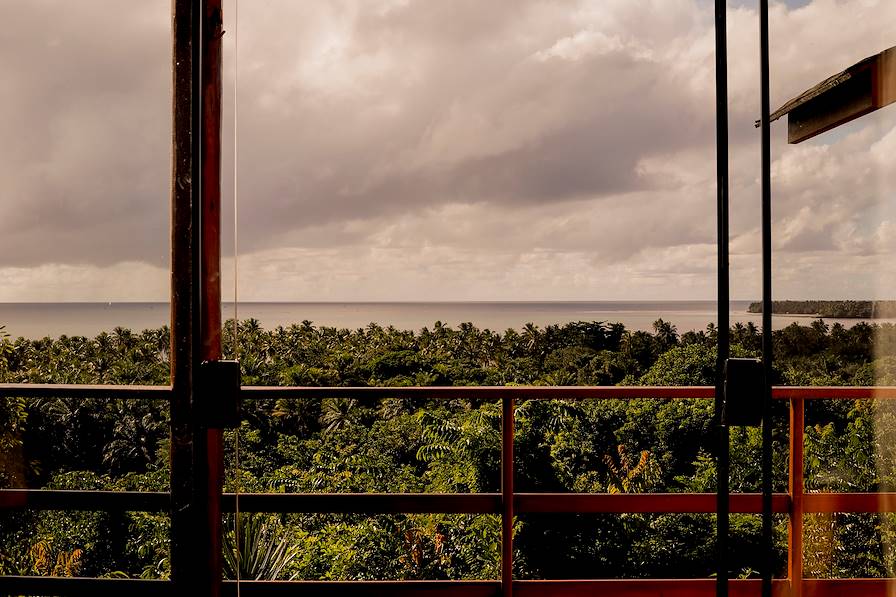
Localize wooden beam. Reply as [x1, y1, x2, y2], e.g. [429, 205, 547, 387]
[221, 581, 501, 597]
[787, 66, 874, 143]
[514, 492, 790, 514]
[768, 45, 896, 144]
[874, 46, 896, 108]
[220, 493, 501, 514]
[515, 579, 792, 597]
[239, 385, 717, 401]
[0, 489, 169, 511]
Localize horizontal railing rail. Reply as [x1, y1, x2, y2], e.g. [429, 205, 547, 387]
[0, 383, 172, 399]
[0, 489, 170, 512]
[5, 577, 896, 597]
[3, 385, 896, 596]
[0, 577, 169, 597]
[7, 490, 896, 515]
[4, 383, 896, 401]
[239, 385, 717, 400]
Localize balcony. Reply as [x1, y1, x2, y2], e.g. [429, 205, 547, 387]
[3, 0, 894, 594]
[2, 383, 896, 596]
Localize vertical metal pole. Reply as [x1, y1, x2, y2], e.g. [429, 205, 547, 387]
[759, 1, 774, 596]
[170, 0, 198, 593]
[199, 0, 225, 595]
[501, 396, 514, 597]
[714, 1, 730, 596]
[789, 398, 805, 597]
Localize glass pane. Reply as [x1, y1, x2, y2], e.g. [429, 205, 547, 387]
[222, 0, 896, 587]
[232, 0, 726, 326]
[770, 0, 896, 580]
[0, 0, 172, 578]
[222, 513, 499, 581]
[0, 1, 171, 338]
[0, 509, 170, 579]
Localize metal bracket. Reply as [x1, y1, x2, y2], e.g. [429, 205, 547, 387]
[723, 357, 765, 427]
[194, 360, 241, 429]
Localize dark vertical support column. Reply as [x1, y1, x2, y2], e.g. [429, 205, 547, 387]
[199, 0, 225, 595]
[170, 0, 197, 593]
[714, 1, 730, 596]
[170, 1, 224, 595]
[501, 396, 514, 597]
[759, 1, 774, 596]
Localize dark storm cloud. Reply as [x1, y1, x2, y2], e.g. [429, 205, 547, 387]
[1, 0, 895, 302]
[0, 1, 170, 267]
[0, 0, 754, 267]
[233, 0, 714, 254]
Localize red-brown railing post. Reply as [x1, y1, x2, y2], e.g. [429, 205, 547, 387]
[170, 0, 224, 592]
[169, 0, 198, 592]
[789, 397, 804, 597]
[200, 0, 224, 363]
[502, 396, 514, 597]
[200, 0, 225, 594]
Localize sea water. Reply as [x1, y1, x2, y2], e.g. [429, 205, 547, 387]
[1, 301, 892, 340]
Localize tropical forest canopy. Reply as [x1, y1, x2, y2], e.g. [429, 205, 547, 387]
[2, 318, 896, 581]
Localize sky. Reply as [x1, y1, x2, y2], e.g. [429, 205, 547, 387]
[0, 0, 894, 302]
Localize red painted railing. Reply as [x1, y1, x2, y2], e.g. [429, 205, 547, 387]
[3, 384, 896, 596]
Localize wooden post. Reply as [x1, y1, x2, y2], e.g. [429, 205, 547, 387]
[502, 397, 514, 597]
[169, 0, 198, 592]
[789, 398, 805, 597]
[199, 0, 225, 594]
[170, 1, 224, 594]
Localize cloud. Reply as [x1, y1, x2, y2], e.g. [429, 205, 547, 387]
[1, 0, 894, 301]
[0, 261, 167, 302]
[0, 1, 170, 268]
[232, 0, 716, 249]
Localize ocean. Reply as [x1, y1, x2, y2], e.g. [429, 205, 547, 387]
[0, 301, 892, 340]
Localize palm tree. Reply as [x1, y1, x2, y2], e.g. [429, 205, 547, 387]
[112, 327, 135, 352]
[521, 323, 542, 359]
[320, 398, 360, 433]
[652, 319, 679, 352]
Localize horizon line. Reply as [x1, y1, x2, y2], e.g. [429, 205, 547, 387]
[1, 298, 886, 305]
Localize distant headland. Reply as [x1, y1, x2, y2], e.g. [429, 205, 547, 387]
[747, 300, 896, 318]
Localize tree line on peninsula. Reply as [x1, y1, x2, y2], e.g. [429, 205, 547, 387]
[748, 300, 896, 318]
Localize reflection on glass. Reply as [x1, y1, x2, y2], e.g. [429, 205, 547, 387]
[769, 0, 896, 580]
